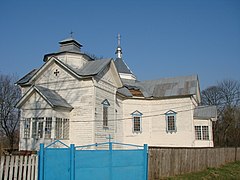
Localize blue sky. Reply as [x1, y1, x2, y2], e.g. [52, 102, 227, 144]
[0, 0, 239, 89]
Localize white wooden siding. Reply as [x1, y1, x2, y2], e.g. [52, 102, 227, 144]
[193, 119, 214, 147]
[122, 97, 197, 147]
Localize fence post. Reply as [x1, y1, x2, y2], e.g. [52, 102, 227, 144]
[39, 143, 44, 180]
[70, 144, 75, 180]
[143, 144, 148, 180]
[109, 142, 113, 179]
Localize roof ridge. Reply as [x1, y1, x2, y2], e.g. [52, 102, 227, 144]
[141, 74, 198, 83]
[16, 69, 38, 85]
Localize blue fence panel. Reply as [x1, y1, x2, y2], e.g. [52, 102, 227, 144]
[44, 148, 70, 180]
[75, 150, 111, 180]
[112, 150, 145, 180]
[39, 142, 148, 180]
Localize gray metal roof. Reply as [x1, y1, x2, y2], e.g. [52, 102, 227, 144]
[16, 69, 38, 85]
[59, 37, 82, 47]
[17, 58, 112, 85]
[141, 75, 198, 97]
[43, 51, 94, 62]
[194, 105, 217, 120]
[73, 58, 112, 76]
[35, 86, 73, 110]
[117, 87, 133, 97]
[114, 58, 133, 74]
[118, 75, 199, 98]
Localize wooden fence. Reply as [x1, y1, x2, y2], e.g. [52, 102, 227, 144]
[148, 147, 240, 179]
[0, 155, 38, 180]
[0, 147, 239, 180]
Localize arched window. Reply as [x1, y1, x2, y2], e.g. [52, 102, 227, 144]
[102, 99, 110, 127]
[131, 110, 143, 133]
[165, 110, 177, 133]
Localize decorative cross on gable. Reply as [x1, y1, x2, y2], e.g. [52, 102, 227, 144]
[54, 69, 60, 76]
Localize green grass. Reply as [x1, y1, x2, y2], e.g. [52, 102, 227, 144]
[163, 161, 240, 180]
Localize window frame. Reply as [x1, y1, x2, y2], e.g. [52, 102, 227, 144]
[24, 118, 31, 139]
[45, 117, 52, 139]
[195, 126, 202, 140]
[202, 126, 209, 140]
[56, 117, 70, 140]
[165, 110, 177, 133]
[194, 125, 210, 140]
[102, 99, 110, 128]
[131, 110, 143, 133]
[32, 117, 44, 139]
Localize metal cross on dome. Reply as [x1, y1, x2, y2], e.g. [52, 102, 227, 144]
[70, 31, 74, 38]
[54, 69, 60, 76]
[117, 33, 121, 46]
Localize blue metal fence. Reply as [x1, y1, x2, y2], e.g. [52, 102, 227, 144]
[38, 141, 148, 180]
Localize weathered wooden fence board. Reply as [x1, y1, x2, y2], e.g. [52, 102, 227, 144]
[22, 156, 27, 180]
[0, 155, 38, 180]
[0, 156, 5, 179]
[148, 147, 240, 179]
[4, 156, 10, 180]
[14, 156, 19, 180]
[18, 156, 23, 180]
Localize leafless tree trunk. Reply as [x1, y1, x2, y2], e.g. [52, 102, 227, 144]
[0, 74, 21, 152]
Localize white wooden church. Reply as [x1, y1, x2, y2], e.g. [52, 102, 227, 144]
[16, 35, 217, 150]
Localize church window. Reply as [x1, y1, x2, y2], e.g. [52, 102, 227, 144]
[24, 118, 31, 138]
[56, 117, 69, 139]
[102, 99, 110, 128]
[63, 118, 70, 139]
[195, 126, 201, 140]
[165, 110, 177, 133]
[45, 117, 52, 139]
[131, 110, 142, 133]
[195, 126, 209, 140]
[38, 121, 43, 138]
[32, 121, 37, 138]
[202, 126, 209, 140]
[32, 117, 44, 138]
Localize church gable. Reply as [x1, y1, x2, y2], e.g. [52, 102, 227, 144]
[17, 89, 51, 110]
[35, 58, 77, 85]
[22, 91, 51, 110]
[96, 60, 122, 88]
[16, 85, 73, 111]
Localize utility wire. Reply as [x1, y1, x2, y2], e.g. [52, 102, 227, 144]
[8, 98, 240, 123]
[18, 104, 216, 123]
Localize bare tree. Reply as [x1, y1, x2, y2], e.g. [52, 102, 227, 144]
[201, 79, 240, 147]
[218, 80, 240, 108]
[201, 86, 223, 106]
[218, 80, 240, 146]
[0, 74, 21, 152]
